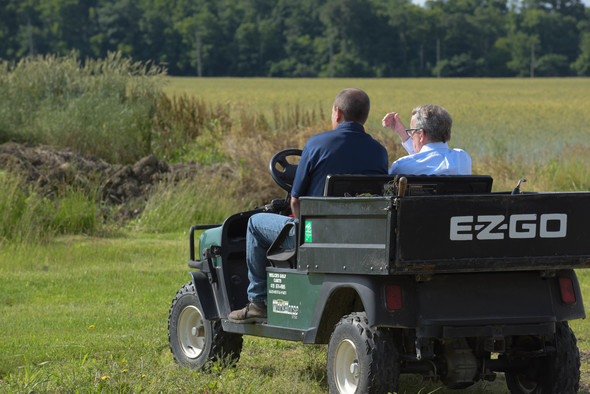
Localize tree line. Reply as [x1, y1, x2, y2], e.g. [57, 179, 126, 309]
[1, 0, 589, 77]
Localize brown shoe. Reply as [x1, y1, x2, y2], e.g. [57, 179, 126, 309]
[228, 302, 267, 324]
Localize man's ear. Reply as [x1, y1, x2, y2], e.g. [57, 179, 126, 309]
[335, 107, 343, 123]
[419, 129, 427, 143]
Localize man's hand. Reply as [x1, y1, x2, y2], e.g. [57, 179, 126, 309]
[382, 112, 409, 142]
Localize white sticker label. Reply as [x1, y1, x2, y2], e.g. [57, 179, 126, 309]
[272, 299, 299, 317]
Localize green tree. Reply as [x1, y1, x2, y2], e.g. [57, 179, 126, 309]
[319, 0, 383, 77]
[135, 0, 184, 75]
[37, 0, 98, 57]
[268, 0, 326, 77]
[495, 31, 539, 76]
[571, 9, 590, 75]
[94, 0, 142, 57]
[375, 0, 435, 76]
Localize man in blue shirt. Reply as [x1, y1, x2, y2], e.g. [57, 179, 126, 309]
[382, 104, 471, 175]
[229, 88, 388, 323]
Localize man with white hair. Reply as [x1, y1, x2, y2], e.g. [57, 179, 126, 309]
[382, 104, 471, 175]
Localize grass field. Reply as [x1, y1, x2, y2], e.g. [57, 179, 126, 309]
[1, 76, 590, 392]
[1, 234, 588, 393]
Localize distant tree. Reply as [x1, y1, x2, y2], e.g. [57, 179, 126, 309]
[535, 53, 570, 76]
[374, 0, 434, 77]
[0, 0, 587, 77]
[495, 31, 539, 76]
[571, 9, 590, 75]
[94, 0, 142, 57]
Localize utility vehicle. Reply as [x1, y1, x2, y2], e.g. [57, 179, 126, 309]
[168, 149, 589, 393]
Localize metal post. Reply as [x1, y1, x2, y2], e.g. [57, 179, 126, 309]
[530, 42, 535, 78]
[436, 38, 440, 78]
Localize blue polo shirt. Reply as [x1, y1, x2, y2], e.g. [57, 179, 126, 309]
[291, 122, 389, 198]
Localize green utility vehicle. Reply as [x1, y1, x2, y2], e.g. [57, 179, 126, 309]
[168, 149, 589, 393]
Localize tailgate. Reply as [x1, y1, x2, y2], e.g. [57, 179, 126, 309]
[394, 192, 590, 274]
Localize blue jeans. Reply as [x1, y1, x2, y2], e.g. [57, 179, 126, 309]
[246, 213, 295, 304]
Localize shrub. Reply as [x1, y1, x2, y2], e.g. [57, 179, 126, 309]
[0, 52, 165, 164]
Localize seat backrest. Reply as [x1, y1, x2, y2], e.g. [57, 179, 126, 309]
[323, 174, 394, 196]
[266, 221, 298, 269]
[323, 174, 493, 197]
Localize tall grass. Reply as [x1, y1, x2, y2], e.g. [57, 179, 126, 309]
[139, 173, 236, 233]
[0, 171, 98, 243]
[0, 52, 164, 164]
[1, 53, 589, 237]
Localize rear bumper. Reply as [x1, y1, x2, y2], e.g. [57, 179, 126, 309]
[370, 269, 585, 336]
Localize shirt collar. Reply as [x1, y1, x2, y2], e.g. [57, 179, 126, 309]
[335, 122, 365, 132]
[420, 142, 449, 152]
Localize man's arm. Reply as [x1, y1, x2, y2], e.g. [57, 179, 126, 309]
[382, 112, 408, 142]
[290, 196, 300, 220]
[383, 112, 414, 155]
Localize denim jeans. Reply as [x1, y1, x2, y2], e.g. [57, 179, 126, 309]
[246, 213, 295, 304]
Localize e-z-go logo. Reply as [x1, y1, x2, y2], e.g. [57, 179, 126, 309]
[450, 213, 567, 241]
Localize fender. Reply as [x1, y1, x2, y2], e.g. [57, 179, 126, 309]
[189, 271, 220, 320]
[304, 274, 417, 344]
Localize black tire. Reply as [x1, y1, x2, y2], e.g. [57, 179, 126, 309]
[505, 321, 580, 394]
[327, 312, 400, 394]
[168, 281, 243, 369]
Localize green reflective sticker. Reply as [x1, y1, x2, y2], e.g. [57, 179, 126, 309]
[304, 220, 312, 242]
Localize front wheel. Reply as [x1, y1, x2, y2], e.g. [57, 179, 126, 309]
[168, 281, 243, 369]
[505, 321, 580, 393]
[327, 312, 400, 394]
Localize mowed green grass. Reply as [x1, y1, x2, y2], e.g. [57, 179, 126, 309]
[2, 234, 588, 393]
[164, 77, 590, 162]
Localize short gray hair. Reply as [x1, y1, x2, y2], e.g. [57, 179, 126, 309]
[411, 104, 452, 143]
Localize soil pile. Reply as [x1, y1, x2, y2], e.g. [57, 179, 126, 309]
[0, 142, 202, 219]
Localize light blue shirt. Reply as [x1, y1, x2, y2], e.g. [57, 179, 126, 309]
[389, 140, 471, 175]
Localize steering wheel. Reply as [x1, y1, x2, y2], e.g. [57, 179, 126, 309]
[269, 149, 303, 192]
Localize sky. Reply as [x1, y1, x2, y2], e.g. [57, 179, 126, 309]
[412, 0, 590, 7]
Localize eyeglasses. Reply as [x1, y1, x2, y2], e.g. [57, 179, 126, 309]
[405, 128, 421, 138]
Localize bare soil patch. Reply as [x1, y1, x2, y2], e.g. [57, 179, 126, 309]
[0, 142, 203, 221]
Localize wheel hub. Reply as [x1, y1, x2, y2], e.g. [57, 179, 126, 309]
[177, 305, 206, 359]
[350, 362, 359, 378]
[334, 339, 360, 393]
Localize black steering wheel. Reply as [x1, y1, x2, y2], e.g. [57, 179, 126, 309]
[269, 149, 303, 193]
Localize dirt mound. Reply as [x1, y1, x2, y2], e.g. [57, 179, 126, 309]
[0, 142, 203, 219]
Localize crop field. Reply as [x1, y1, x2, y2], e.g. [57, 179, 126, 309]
[1, 74, 590, 393]
[165, 77, 590, 163]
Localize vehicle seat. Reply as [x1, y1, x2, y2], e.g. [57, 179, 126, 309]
[323, 174, 493, 197]
[266, 221, 298, 269]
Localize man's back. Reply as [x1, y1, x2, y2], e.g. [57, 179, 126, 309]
[389, 142, 471, 175]
[292, 122, 388, 198]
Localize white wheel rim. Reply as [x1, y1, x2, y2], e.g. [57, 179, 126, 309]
[334, 339, 360, 393]
[177, 305, 205, 359]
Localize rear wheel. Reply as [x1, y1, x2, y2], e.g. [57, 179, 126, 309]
[327, 312, 400, 394]
[168, 281, 243, 369]
[505, 321, 580, 393]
